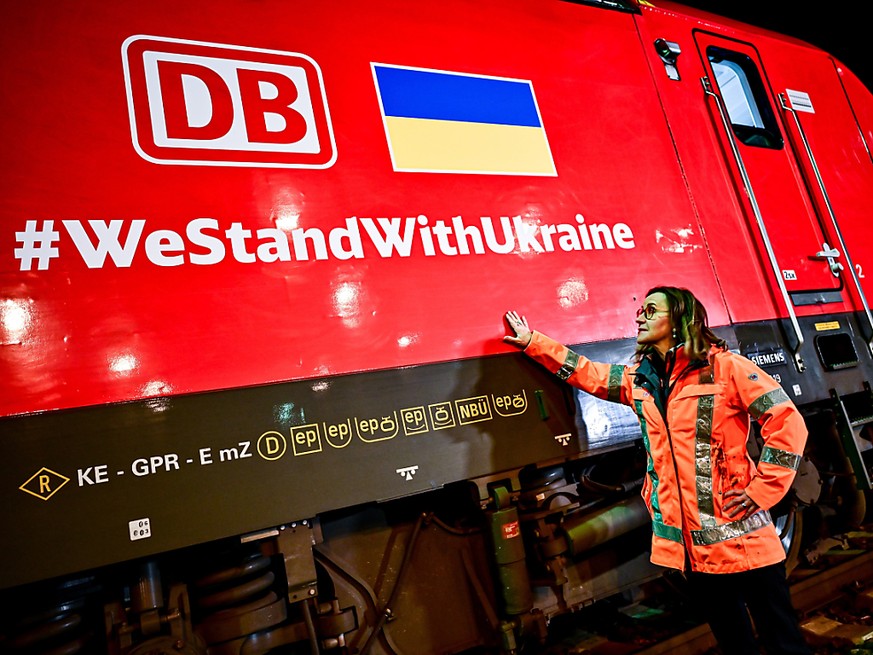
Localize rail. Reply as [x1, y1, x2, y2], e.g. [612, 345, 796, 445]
[701, 76, 805, 372]
[779, 92, 873, 357]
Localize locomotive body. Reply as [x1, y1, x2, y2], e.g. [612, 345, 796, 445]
[2, 1, 872, 652]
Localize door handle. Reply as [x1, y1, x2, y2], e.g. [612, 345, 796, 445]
[781, 93, 873, 357]
[812, 243, 845, 277]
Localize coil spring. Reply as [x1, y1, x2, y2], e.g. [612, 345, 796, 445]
[1, 577, 97, 654]
[192, 546, 289, 649]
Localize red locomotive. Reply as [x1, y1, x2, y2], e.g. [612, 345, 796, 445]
[2, 1, 872, 652]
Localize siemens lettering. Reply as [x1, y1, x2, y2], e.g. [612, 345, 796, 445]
[748, 350, 788, 367]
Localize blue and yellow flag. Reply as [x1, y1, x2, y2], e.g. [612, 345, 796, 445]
[372, 64, 556, 176]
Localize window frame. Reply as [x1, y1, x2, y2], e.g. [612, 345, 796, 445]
[707, 45, 783, 149]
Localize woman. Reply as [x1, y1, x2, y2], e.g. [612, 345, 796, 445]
[504, 286, 811, 655]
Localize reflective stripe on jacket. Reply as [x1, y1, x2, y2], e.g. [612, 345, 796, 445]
[524, 331, 808, 573]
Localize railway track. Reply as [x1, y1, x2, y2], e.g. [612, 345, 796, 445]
[540, 529, 873, 654]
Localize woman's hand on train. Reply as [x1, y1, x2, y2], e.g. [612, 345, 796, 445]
[723, 488, 758, 519]
[504, 310, 533, 348]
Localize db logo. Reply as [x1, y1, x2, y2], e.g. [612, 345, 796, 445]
[122, 36, 336, 168]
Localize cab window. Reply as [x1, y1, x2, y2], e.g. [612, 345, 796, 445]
[707, 46, 783, 149]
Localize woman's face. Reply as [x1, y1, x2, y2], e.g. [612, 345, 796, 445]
[636, 292, 675, 356]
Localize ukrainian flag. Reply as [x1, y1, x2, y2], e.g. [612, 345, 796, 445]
[372, 64, 556, 176]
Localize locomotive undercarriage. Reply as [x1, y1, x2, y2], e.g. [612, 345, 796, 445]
[5, 315, 873, 654]
[3, 406, 871, 655]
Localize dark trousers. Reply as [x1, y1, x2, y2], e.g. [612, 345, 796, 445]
[687, 562, 812, 655]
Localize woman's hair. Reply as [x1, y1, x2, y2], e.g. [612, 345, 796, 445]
[635, 286, 726, 361]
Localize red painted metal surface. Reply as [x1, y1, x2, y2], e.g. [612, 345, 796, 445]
[1, 0, 872, 418]
[639, 2, 873, 325]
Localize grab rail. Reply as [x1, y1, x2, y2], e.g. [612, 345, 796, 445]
[701, 76, 805, 371]
[779, 92, 873, 358]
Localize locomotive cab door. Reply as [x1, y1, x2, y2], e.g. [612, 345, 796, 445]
[694, 34, 842, 310]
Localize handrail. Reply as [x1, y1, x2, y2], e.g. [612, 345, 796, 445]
[779, 92, 873, 358]
[701, 76, 805, 371]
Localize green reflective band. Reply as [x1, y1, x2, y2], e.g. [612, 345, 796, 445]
[761, 446, 802, 470]
[634, 400, 652, 468]
[607, 365, 624, 403]
[691, 510, 772, 546]
[652, 519, 683, 543]
[635, 399, 665, 529]
[749, 388, 790, 420]
[556, 350, 579, 381]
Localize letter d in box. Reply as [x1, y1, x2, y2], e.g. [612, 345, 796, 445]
[122, 36, 336, 168]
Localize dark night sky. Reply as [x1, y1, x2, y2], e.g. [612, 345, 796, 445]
[672, 1, 871, 91]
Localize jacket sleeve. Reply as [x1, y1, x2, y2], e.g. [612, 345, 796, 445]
[727, 353, 808, 510]
[523, 331, 633, 406]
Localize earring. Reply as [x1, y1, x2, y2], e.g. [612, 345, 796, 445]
[672, 329, 678, 339]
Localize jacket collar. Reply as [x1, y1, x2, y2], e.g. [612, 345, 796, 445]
[634, 344, 710, 417]
[636, 343, 692, 383]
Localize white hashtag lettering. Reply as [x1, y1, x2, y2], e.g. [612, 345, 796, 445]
[63, 219, 145, 268]
[10, 215, 638, 270]
[14, 220, 60, 271]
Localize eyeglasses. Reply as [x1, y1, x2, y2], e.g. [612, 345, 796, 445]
[636, 305, 670, 320]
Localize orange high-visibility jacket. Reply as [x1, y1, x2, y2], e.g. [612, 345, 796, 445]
[525, 332, 808, 573]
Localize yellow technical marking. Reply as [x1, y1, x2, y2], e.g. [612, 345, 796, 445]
[400, 406, 429, 436]
[455, 395, 493, 425]
[19, 467, 70, 501]
[323, 419, 353, 448]
[354, 412, 399, 442]
[257, 431, 288, 460]
[492, 390, 528, 417]
[289, 424, 323, 456]
[814, 321, 841, 331]
[428, 402, 457, 430]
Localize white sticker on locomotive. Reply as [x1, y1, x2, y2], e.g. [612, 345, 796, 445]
[129, 518, 152, 541]
[785, 89, 815, 114]
[782, 269, 798, 281]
